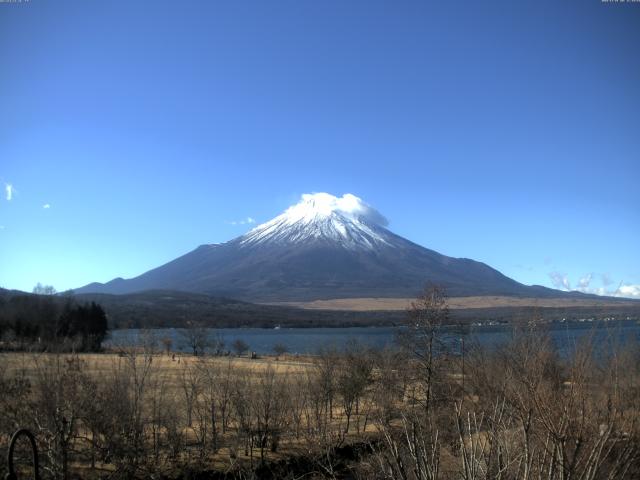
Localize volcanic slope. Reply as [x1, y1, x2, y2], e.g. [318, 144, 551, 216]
[75, 193, 598, 302]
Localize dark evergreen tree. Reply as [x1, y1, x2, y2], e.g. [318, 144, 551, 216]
[0, 293, 108, 351]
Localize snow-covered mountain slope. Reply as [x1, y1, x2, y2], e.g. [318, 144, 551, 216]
[240, 193, 392, 250]
[74, 193, 592, 302]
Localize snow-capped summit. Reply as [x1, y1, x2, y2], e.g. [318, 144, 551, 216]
[276, 193, 388, 226]
[240, 193, 392, 249]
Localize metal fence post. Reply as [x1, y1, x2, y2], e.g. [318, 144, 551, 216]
[5, 429, 39, 480]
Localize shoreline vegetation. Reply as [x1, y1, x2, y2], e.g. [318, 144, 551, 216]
[70, 290, 640, 329]
[3, 287, 638, 333]
[0, 287, 638, 479]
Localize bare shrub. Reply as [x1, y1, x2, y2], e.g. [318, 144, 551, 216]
[91, 350, 157, 478]
[232, 339, 249, 357]
[30, 354, 90, 480]
[336, 340, 373, 434]
[180, 322, 210, 356]
[248, 365, 290, 463]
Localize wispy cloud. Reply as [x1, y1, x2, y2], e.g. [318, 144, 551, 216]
[576, 273, 592, 289]
[5, 183, 13, 201]
[43, 203, 51, 209]
[228, 217, 256, 226]
[549, 271, 571, 291]
[553, 272, 640, 299]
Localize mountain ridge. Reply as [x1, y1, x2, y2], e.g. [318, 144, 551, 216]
[73, 193, 622, 302]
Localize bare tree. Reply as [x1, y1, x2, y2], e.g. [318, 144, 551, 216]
[160, 336, 173, 355]
[180, 321, 210, 356]
[336, 340, 373, 435]
[370, 285, 450, 480]
[288, 371, 309, 440]
[195, 357, 225, 453]
[212, 332, 226, 355]
[230, 369, 252, 459]
[216, 359, 235, 434]
[31, 354, 87, 480]
[273, 342, 288, 359]
[249, 365, 290, 463]
[314, 346, 338, 421]
[232, 339, 249, 357]
[179, 360, 201, 428]
[94, 349, 157, 478]
[398, 284, 449, 414]
[33, 282, 57, 295]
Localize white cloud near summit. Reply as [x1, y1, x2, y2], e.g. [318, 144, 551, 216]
[293, 193, 389, 226]
[5, 183, 13, 201]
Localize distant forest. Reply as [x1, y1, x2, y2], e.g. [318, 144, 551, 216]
[73, 290, 640, 330]
[1, 288, 638, 341]
[0, 290, 108, 351]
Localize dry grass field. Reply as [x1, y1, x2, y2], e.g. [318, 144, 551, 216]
[267, 295, 640, 311]
[2, 351, 316, 379]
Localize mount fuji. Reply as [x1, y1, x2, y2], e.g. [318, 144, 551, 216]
[74, 193, 584, 302]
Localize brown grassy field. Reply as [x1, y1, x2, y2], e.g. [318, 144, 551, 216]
[2, 351, 316, 378]
[267, 295, 640, 311]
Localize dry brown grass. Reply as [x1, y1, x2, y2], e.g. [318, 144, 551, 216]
[1, 351, 316, 390]
[266, 295, 639, 311]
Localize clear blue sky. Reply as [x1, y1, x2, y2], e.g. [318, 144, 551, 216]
[1, 0, 638, 297]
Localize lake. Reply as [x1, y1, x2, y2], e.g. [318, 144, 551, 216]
[106, 319, 640, 356]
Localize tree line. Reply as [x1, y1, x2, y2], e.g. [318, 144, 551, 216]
[0, 287, 108, 352]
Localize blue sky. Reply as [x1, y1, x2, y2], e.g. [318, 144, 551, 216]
[1, 0, 638, 297]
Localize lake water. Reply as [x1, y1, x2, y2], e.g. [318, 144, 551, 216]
[106, 319, 640, 356]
